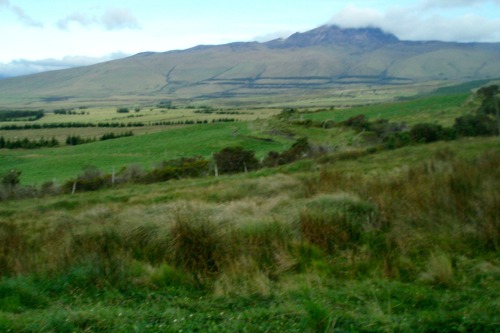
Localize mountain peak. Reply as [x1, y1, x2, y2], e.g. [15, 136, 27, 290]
[268, 25, 399, 48]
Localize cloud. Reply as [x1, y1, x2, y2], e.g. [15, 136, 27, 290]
[11, 5, 43, 28]
[101, 7, 139, 30]
[420, 0, 500, 9]
[0, 53, 128, 78]
[58, 7, 140, 31]
[329, 3, 500, 42]
[57, 12, 96, 30]
[253, 30, 294, 42]
[0, 0, 43, 28]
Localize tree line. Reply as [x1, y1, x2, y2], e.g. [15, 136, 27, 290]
[0, 136, 59, 149]
[66, 131, 134, 146]
[0, 131, 134, 149]
[0, 110, 44, 122]
[0, 118, 238, 130]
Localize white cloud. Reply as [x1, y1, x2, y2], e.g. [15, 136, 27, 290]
[420, 0, 500, 9]
[253, 30, 294, 42]
[57, 12, 96, 30]
[57, 7, 140, 31]
[101, 7, 139, 30]
[0, 53, 128, 78]
[329, 3, 500, 42]
[0, 0, 43, 28]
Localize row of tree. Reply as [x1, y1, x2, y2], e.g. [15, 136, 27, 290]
[0, 110, 44, 122]
[0, 136, 59, 149]
[0, 119, 237, 130]
[66, 131, 134, 146]
[0, 132, 134, 149]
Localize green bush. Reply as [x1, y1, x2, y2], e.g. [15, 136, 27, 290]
[213, 146, 259, 174]
[454, 114, 496, 136]
[409, 123, 445, 143]
[263, 137, 310, 167]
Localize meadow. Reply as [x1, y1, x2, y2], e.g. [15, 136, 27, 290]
[0, 86, 499, 332]
[0, 92, 475, 185]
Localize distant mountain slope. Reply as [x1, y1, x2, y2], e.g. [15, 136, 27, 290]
[1, 25, 499, 107]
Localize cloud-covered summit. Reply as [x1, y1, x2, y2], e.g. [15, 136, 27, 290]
[329, 0, 500, 43]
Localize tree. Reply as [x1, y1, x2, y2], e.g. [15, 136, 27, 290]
[409, 123, 445, 143]
[1, 170, 21, 191]
[477, 85, 500, 135]
[213, 147, 259, 174]
[454, 114, 496, 137]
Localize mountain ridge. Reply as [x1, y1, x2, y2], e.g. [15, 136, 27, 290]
[1, 25, 499, 107]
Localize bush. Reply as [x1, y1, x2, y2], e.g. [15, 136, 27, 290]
[454, 114, 496, 137]
[63, 166, 110, 193]
[343, 114, 370, 132]
[409, 123, 445, 143]
[477, 84, 499, 115]
[384, 132, 412, 149]
[263, 137, 310, 167]
[213, 147, 259, 174]
[116, 107, 130, 114]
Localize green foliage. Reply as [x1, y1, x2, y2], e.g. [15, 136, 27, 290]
[299, 194, 376, 253]
[477, 84, 499, 115]
[170, 210, 222, 277]
[0, 110, 44, 121]
[409, 123, 447, 143]
[303, 300, 333, 332]
[116, 107, 130, 113]
[454, 113, 496, 136]
[263, 137, 310, 167]
[213, 146, 259, 174]
[1, 169, 21, 189]
[0, 136, 59, 149]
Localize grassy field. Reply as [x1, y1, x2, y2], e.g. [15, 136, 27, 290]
[301, 93, 472, 125]
[0, 136, 498, 332]
[0, 88, 499, 332]
[0, 121, 292, 184]
[0, 92, 478, 185]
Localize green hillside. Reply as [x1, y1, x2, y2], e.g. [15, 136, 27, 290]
[0, 25, 499, 108]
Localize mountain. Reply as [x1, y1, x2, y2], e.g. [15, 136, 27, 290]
[1, 25, 499, 107]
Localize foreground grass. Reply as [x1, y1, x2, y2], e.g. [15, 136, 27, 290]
[0, 136, 498, 332]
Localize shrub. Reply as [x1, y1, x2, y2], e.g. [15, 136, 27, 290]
[343, 114, 370, 132]
[116, 107, 130, 113]
[454, 114, 496, 137]
[213, 146, 259, 174]
[63, 166, 110, 193]
[1, 170, 21, 190]
[384, 132, 412, 149]
[263, 137, 310, 167]
[409, 123, 445, 143]
[476, 84, 499, 115]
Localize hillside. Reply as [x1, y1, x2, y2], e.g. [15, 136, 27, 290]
[1, 25, 499, 107]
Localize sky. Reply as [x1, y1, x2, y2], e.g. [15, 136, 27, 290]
[1, 0, 500, 77]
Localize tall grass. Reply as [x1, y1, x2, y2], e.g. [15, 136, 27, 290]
[0, 142, 498, 331]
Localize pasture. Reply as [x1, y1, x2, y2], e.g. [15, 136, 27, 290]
[0, 85, 499, 332]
